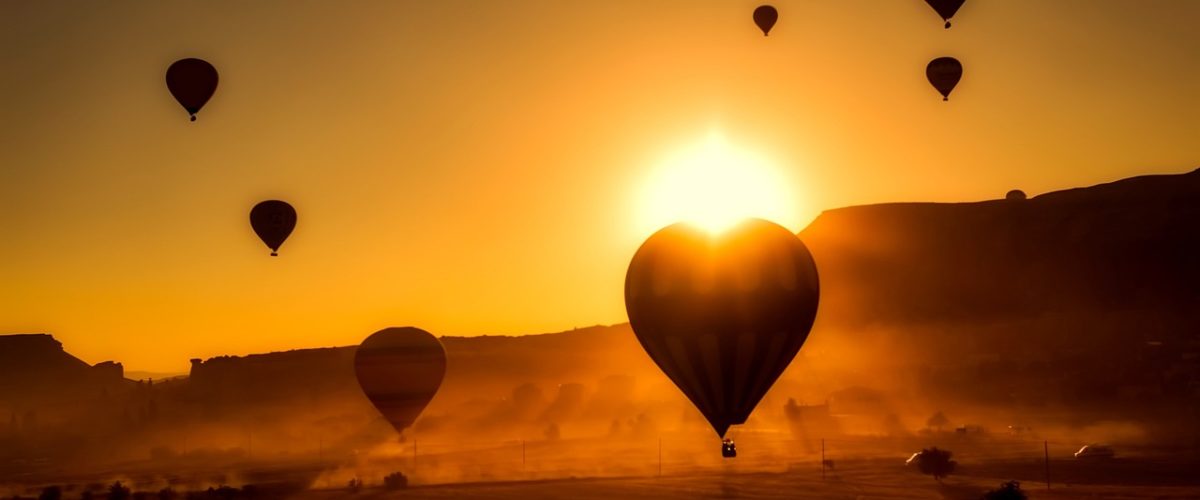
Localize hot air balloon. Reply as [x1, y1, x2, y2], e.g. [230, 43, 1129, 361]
[753, 5, 778, 36]
[625, 219, 820, 445]
[926, 57, 962, 101]
[249, 200, 296, 256]
[354, 327, 447, 435]
[924, 0, 966, 29]
[165, 58, 218, 122]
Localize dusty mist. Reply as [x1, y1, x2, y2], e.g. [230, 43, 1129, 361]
[1, 320, 1185, 496]
[4, 170, 1200, 496]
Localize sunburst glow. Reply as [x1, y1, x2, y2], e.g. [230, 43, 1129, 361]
[637, 133, 797, 237]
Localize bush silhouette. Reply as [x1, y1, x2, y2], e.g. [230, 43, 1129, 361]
[156, 488, 176, 500]
[383, 472, 407, 490]
[107, 483, 130, 500]
[915, 447, 957, 482]
[981, 481, 1026, 500]
[39, 486, 61, 500]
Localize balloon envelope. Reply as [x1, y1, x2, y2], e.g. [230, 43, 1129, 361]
[165, 58, 218, 121]
[752, 5, 778, 36]
[249, 200, 297, 256]
[354, 327, 447, 435]
[625, 219, 820, 438]
[924, 0, 966, 28]
[926, 57, 963, 101]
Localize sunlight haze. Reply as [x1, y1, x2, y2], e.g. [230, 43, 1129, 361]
[1, 0, 1197, 371]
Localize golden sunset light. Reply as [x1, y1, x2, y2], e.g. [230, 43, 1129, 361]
[636, 132, 801, 237]
[2, 2, 1199, 497]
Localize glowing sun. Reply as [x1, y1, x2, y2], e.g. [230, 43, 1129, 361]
[636, 133, 798, 237]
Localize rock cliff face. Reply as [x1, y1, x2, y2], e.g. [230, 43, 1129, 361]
[0, 333, 129, 407]
[794, 168, 1200, 421]
[800, 167, 1200, 330]
[179, 325, 657, 410]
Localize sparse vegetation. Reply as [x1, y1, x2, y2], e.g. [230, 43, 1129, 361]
[981, 481, 1026, 500]
[383, 472, 408, 490]
[106, 483, 130, 500]
[38, 486, 61, 500]
[915, 447, 957, 482]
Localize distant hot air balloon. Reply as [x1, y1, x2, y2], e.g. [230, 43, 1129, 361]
[926, 57, 963, 101]
[924, 0, 966, 29]
[165, 58, 218, 121]
[249, 200, 296, 256]
[625, 219, 820, 443]
[753, 5, 778, 36]
[354, 327, 447, 435]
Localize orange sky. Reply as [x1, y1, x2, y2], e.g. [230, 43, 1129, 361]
[1, 1, 1197, 372]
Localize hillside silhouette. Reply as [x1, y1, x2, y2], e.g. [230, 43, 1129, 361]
[3, 168, 1199, 467]
[804, 167, 1200, 326]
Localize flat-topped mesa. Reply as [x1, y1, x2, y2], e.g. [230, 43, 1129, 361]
[0, 333, 130, 403]
[0, 332, 63, 351]
[799, 167, 1200, 329]
[0, 334, 83, 372]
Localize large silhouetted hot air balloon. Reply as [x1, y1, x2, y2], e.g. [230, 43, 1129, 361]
[249, 200, 296, 256]
[354, 327, 447, 435]
[926, 57, 963, 101]
[165, 58, 218, 122]
[752, 5, 778, 36]
[924, 0, 966, 29]
[625, 219, 820, 442]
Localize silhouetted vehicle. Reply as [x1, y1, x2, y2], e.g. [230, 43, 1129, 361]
[722, 438, 737, 458]
[625, 219, 820, 449]
[1074, 444, 1114, 459]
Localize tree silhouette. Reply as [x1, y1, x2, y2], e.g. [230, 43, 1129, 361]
[981, 481, 1026, 500]
[383, 472, 407, 490]
[926, 411, 950, 432]
[107, 482, 130, 500]
[915, 447, 957, 482]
